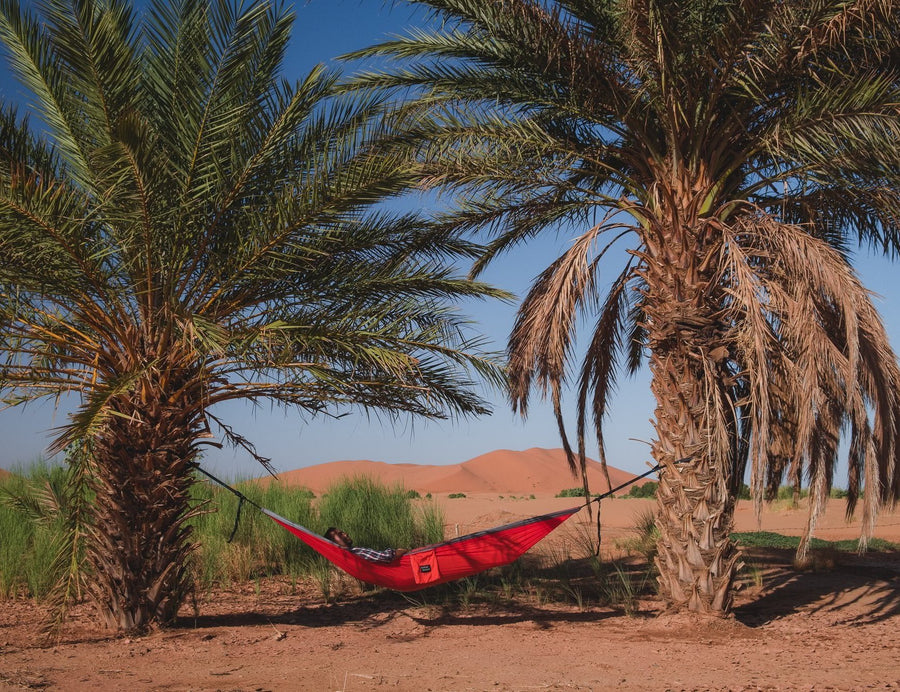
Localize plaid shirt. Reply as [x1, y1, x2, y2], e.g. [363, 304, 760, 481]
[350, 546, 397, 563]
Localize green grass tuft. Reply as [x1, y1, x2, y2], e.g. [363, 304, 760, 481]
[1, 466, 444, 600]
[317, 475, 443, 550]
[732, 531, 899, 552]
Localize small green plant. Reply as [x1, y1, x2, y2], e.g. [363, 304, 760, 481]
[615, 508, 659, 561]
[559, 580, 586, 610]
[447, 492, 466, 499]
[556, 488, 598, 498]
[456, 576, 480, 607]
[737, 558, 765, 590]
[560, 515, 599, 558]
[310, 557, 335, 603]
[600, 563, 651, 615]
[626, 481, 658, 498]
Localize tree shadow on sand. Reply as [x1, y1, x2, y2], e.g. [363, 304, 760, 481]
[734, 548, 900, 627]
[173, 554, 651, 632]
[311, 600, 625, 630]
[173, 592, 627, 631]
[172, 548, 898, 632]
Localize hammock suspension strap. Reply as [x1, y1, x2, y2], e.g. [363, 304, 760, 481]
[588, 462, 664, 506]
[194, 466, 262, 543]
[585, 459, 685, 554]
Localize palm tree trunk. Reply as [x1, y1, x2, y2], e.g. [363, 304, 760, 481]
[86, 374, 201, 632]
[642, 218, 742, 615]
[649, 348, 741, 613]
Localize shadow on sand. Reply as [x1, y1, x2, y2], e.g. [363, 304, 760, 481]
[171, 547, 898, 632]
[174, 588, 631, 632]
[734, 548, 900, 626]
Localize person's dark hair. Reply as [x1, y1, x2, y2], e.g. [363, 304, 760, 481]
[324, 527, 339, 542]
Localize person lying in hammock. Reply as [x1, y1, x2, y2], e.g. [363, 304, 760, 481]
[323, 527, 409, 564]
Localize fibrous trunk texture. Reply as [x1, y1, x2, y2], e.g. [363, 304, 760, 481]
[648, 350, 741, 613]
[86, 366, 201, 632]
[641, 216, 742, 615]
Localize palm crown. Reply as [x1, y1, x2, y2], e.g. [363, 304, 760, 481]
[353, 0, 900, 612]
[0, 0, 505, 630]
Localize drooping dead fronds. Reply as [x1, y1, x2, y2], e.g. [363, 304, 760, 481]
[719, 210, 900, 555]
[508, 215, 637, 474]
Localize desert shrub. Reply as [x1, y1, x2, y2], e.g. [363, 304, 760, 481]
[775, 485, 809, 501]
[555, 488, 603, 498]
[416, 501, 445, 547]
[626, 481, 658, 498]
[318, 476, 443, 551]
[405, 489, 422, 499]
[556, 488, 582, 498]
[447, 492, 466, 499]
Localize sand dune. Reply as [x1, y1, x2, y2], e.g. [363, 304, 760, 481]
[273, 447, 643, 495]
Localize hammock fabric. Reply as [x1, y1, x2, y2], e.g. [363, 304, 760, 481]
[263, 506, 581, 591]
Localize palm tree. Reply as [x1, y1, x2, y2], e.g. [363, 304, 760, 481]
[353, 0, 900, 614]
[0, 0, 505, 632]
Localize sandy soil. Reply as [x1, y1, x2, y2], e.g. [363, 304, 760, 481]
[2, 495, 899, 692]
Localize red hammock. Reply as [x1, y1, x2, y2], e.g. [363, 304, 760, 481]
[263, 506, 581, 591]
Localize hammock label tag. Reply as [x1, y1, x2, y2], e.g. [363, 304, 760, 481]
[410, 550, 441, 584]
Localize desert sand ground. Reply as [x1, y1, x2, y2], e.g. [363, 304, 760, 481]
[1, 487, 899, 692]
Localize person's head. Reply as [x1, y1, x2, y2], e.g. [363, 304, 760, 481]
[324, 527, 352, 548]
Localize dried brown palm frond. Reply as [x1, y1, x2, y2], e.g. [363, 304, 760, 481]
[508, 215, 638, 479]
[719, 210, 900, 555]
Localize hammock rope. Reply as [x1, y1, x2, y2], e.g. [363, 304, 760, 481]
[195, 461, 663, 590]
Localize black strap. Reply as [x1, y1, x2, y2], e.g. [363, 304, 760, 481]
[195, 466, 262, 543]
[589, 462, 663, 505]
[586, 457, 686, 555]
[228, 496, 245, 543]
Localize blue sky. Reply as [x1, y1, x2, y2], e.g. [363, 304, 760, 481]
[1, 0, 898, 481]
